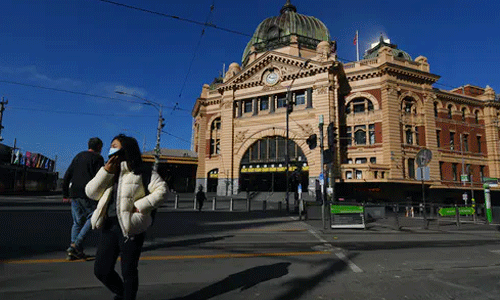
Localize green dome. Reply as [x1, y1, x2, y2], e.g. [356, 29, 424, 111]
[364, 35, 412, 61]
[241, 0, 331, 66]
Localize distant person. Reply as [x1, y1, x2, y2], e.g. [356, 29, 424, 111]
[196, 185, 207, 211]
[63, 137, 104, 260]
[86, 134, 167, 300]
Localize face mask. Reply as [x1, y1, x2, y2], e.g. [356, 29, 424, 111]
[108, 147, 123, 158]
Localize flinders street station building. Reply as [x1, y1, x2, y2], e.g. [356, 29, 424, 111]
[191, 1, 500, 205]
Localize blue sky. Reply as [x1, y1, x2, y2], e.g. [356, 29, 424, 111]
[1, 0, 499, 175]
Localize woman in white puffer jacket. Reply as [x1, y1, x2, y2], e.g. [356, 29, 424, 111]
[86, 134, 167, 300]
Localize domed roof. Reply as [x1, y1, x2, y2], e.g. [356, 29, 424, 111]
[363, 35, 412, 61]
[241, 0, 331, 66]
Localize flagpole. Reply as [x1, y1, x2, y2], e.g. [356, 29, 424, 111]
[356, 30, 359, 61]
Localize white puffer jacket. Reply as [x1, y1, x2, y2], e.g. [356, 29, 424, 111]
[85, 162, 167, 237]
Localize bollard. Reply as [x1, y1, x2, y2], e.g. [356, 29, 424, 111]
[299, 199, 304, 220]
[230, 198, 233, 211]
[194, 196, 197, 210]
[212, 196, 216, 211]
[394, 204, 401, 230]
[247, 198, 251, 212]
[278, 201, 282, 211]
[175, 194, 179, 209]
[263, 200, 267, 212]
[455, 205, 461, 227]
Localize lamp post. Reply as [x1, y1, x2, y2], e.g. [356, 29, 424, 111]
[115, 91, 164, 171]
[285, 59, 311, 213]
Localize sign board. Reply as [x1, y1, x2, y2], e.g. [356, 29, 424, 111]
[483, 177, 499, 187]
[462, 193, 468, 201]
[330, 205, 365, 229]
[461, 174, 469, 182]
[416, 166, 430, 181]
[438, 207, 475, 216]
[319, 173, 324, 185]
[416, 148, 433, 167]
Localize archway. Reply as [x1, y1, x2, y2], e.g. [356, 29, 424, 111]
[239, 136, 309, 192]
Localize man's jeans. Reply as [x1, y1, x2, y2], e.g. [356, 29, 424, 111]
[71, 198, 95, 250]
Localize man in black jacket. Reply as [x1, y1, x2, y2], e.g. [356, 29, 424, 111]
[63, 137, 104, 260]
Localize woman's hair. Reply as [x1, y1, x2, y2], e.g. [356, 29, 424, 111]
[112, 134, 143, 174]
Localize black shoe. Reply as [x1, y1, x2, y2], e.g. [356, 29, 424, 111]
[66, 246, 87, 260]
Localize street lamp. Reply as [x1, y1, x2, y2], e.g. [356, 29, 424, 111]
[115, 91, 164, 171]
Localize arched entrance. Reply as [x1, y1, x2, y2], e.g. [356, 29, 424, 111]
[240, 136, 308, 192]
[207, 169, 218, 192]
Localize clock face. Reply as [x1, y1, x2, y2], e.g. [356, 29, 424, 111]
[266, 72, 279, 85]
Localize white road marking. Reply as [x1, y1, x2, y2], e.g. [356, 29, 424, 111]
[306, 228, 363, 273]
[489, 250, 500, 254]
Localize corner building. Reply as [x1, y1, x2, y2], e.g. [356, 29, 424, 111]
[192, 1, 500, 204]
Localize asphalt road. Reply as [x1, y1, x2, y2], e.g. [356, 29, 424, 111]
[2, 195, 500, 299]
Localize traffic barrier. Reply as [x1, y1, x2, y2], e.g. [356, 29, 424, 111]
[262, 200, 267, 212]
[230, 198, 233, 211]
[212, 196, 216, 211]
[174, 194, 179, 209]
[193, 196, 197, 210]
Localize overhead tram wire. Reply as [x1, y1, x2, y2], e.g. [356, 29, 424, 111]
[178, 1, 215, 98]
[161, 130, 191, 145]
[0, 79, 190, 112]
[94, 0, 252, 38]
[7, 106, 157, 118]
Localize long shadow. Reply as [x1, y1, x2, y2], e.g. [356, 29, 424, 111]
[142, 235, 234, 252]
[168, 262, 291, 300]
[273, 253, 358, 300]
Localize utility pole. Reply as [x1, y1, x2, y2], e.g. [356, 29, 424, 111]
[319, 115, 326, 229]
[154, 105, 164, 172]
[0, 97, 8, 142]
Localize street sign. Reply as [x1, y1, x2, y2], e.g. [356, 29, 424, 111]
[483, 177, 499, 187]
[298, 183, 302, 194]
[319, 173, 324, 185]
[462, 193, 468, 201]
[416, 166, 430, 180]
[416, 148, 432, 167]
[330, 204, 365, 229]
[461, 174, 469, 182]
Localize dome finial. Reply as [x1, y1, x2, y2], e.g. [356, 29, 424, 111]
[280, 0, 297, 14]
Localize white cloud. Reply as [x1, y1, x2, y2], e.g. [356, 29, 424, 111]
[0, 65, 82, 88]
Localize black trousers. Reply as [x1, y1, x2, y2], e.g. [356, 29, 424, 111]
[94, 217, 145, 300]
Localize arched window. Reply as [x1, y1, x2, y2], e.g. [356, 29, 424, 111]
[474, 110, 479, 124]
[434, 102, 438, 117]
[447, 105, 453, 119]
[402, 97, 416, 114]
[354, 125, 367, 145]
[405, 125, 413, 144]
[210, 118, 221, 155]
[241, 136, 306, 164]
[461, 107, 466, 121]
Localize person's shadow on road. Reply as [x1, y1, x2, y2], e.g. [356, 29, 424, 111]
[169, 262, 291, 300]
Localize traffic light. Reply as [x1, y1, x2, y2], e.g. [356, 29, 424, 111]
[327, 122, 337, 148]
[306, 134, 317, 150]
[286, 91, 293, 114]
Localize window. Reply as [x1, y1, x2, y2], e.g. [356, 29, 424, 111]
[356, 170, 363, 179]
[405, 102, 412, 113]
[477, 136, 482, 153]
[415, 127, 419, 145]
[353, 102, 365, 113]
[448, 105, 453, 119]
[210, 118, 221, 155]
[295, 91, 306, 105]
[370, 157, 377, 164]
[436, 130, 441, 148]
[408, 158, 415, 179]
[244, 100, 253, 113]
[461, 107, 466, 121]
[354, 125, 366, 145]
[450, 132, 455, 150]
[452, 163, 458, 181]
[260, 97, 269, 111]
[346, 127, 352, 146]
[466, 164, 471, 177]
[463, 134, 469, 152]
[347, 158, 353, 164]
[369, 124, 375, 145]
[405, 126, 413, 144]
[381, 172, 385, 179]
[355, 158, 367, 164]
[276, 94, 287, 108]
[346, 171, 353, 179]
[480, 165, 485, 180]
[346, 98, 374, 115]
[439, 162, 444, 180]
[475, 111, 479, 123]
[374, 171, 378, 179]
[434, 102, 438, 117]
[368, 101, 374, 111]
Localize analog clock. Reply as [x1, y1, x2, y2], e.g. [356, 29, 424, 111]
[266, 72, 279, 85]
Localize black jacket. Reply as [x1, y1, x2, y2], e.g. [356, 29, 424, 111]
[63, 150, 104, 199]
